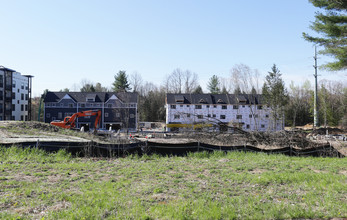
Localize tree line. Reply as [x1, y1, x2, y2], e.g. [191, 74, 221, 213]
[34, 63, 346, 129]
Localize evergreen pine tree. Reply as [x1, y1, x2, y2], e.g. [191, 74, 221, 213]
[112, 71, 131, 92]
[207, 75, 220, 94]
[303, 0, 347, 71]
[262, 64, 288, 130]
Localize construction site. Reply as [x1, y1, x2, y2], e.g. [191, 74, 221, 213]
[0, 120, 346, 158]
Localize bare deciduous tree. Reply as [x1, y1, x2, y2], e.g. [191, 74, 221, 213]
[230, 64, 262, 130]
[130, 71, 143, 93]
[164, 68, 199, 93]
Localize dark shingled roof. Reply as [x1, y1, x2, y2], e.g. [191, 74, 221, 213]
[44, 92, 138, 103]
[166, 93, 264, 105]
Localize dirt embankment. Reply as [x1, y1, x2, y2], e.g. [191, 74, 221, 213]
[1, 121, 346, 156]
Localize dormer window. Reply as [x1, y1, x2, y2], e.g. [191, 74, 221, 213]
[175, 95, 184, 103]
[86, 94, 96, 102]
[199, 99, 206, 103]
[237, 96, 247, 104]
[217, 99, 224, 103]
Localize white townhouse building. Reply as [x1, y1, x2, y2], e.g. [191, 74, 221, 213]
[165, 93, 284, 132]
[0, 66, 33, 121]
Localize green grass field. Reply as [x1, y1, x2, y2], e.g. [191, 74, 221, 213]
[0, 146, 346, 219]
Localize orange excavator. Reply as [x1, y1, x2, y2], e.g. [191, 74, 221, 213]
[50, 110, 101, 132]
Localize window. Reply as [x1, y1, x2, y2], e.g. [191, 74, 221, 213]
[60, 103, 63, 107]
[195, 105, 202, 109]
[233, 105, 238, 109]
[25, 115, 28, 121]
[187, 113, 190, 118]
[174, 115, 180, 119]
[213, 114, 216, 118]
[17, 100, 19, 104]
[105, 113, 109, 117]
[12, 93, 15, 99]
[261, 124, 265, 128]
[46, 113, 51, 118]
[107, 104, 112, 108]
[222, 105, 227, 109]
[249, 114, 252, 118]
[213, 105, 217, 108]
[255, 114, 258, 118]
[197, 115, 203, 119]
[58, 112, 62, 119]
[220, 115, 226, 119]
[246, 124, 250, 129]
[81, 104, 85, 108]
[12, 82, 16, 88]
[21, 115, 24, 121]
[265, 114, 269, 118]
[21, 93, 24, 100]
[25, 94, 28, 100]
[236, 115, 242, 119]
[207, 114, 211, 117]
[25, 105, 28, 111]
[69, 103, 73, 108]
[258, 105, 263, 109]
[52, 103, 56, 107]
[180, 105, 183, 107]
[21, 84, 24, 89]
[65, 112, 74, 117]
[12, 104, 15, 111]
[171, 105, 176, 109]
[242, 105, 245, 108]
[17, 89, 19, 93]
[206, 105, 210, 108]
[21, 104, 24, 111]
[186, 105, 189, 107]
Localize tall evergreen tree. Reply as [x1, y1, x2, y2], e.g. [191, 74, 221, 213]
[262, 64, 288, 130]
[112, 71, 131, 92]
[303, 0, 347, 71]
[207, 75, 220, 94]
[193, 85, 203, 94]
[233, 86, 242, 94]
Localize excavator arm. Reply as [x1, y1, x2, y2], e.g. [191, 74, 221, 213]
[50, 110, 101, 131]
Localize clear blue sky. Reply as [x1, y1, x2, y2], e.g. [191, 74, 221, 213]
[1, 0, 345, 97]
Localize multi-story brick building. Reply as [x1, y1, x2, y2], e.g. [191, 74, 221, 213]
[0, 66, 33, 121]
[166, 93, 284, 132]
[44, 92, 138, 131]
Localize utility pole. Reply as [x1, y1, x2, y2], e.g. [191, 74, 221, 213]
[313, 46, 319, 128]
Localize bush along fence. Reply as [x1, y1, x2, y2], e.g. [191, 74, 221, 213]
[0, 139, 344, 158]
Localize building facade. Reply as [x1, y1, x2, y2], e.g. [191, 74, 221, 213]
[44, 92, 138, 131]
[0, 66, 33, 121]
[166, 93, 284, 132]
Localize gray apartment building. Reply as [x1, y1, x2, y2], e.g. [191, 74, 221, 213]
[44, 92, 138, 131]
[0, 66, 33, 121]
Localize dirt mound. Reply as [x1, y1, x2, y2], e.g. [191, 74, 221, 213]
[6, 121, 62, 132]
[186, 130, 316, 149]
[311, 127, 346, 135]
